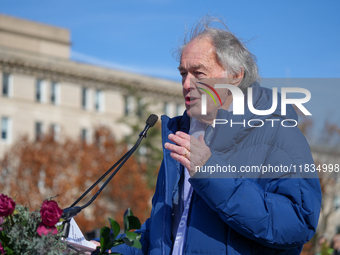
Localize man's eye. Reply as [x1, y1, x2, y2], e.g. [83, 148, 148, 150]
[195, 72, 204, 77]
[180, 72, 187, 77]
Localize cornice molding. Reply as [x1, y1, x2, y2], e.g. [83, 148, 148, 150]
[0, 27, 70, 46]
[0, 56, 183, 102]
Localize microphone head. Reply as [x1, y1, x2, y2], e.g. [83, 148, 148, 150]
[146, 114, 158, 127]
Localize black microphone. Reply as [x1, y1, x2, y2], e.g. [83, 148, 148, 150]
[61, 114, 158, 228]
[140, 114, 158, 138]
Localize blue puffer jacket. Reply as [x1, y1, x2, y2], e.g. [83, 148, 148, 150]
[112, 83, 321, 255]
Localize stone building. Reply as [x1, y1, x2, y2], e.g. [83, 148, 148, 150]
[0, 14, 184, 156]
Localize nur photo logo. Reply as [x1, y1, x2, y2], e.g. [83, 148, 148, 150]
[196, 80, 312, 128]
[196, 82, 223, 115]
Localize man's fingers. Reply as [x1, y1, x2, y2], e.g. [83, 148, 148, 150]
[164, 142, 189, 157]
[165, 132, 211, 174]
[170, 152, 190, 169]
[198, 134, 205, 143]
[90, 240, 100, 247]
[168, 133, 190, 150]
[175, 131, 191, 140]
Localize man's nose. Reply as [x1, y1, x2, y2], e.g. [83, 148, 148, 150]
[183, 74, 194, 90]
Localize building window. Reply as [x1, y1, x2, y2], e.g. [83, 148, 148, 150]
[95, 90, 104, 112]
[50, 124, 60, 141]
[51, 82, 59, 105]
[137, 98, 144, 117]
[81, 128, 91, 144]
[36, 79, 45, 103]
[124, 96, 134, 116]
[82, 87, 87, 109]
[164, 102, 173, 117]
[2, 73, 11, 97]
[35, 122, 43, 141]
[1, 117, 11, 143]
[176, 104, 185, 116]
[82, 87, 89, 110]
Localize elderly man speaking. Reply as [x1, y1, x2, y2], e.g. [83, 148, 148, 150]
[112, 16, 321, 255]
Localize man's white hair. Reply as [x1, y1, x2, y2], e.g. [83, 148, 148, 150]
[176, 15, 260, 91]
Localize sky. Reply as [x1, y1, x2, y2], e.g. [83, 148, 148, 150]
[1, 0, 340, 141]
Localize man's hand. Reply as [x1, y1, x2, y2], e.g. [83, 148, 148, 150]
[164, 131, 211, 176]
[89, 240, 112, 254]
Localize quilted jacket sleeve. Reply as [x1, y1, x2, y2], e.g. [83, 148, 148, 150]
[189, 126, 322, 249]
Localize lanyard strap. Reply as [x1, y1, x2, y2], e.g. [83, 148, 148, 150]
[171, 186, 193, 255]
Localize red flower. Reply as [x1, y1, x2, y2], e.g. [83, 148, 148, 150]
[40, 200, 63, 227]
[0, 242, 4, 254]
[0, 194, 16, 217]
[0, 242, 5, 254]
[36, 223, 58, 236]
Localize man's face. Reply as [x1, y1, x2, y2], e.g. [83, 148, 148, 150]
[178, 37, 231, 124]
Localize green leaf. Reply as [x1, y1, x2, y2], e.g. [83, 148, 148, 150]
[0, 231, 10, 244]
[125, 231, 138, 242]
[112, 239, 124, 247]
[122, 232, 142, 249]
[123, 208, 141, 231]
[0, 231, 14, 254]
[19, 219, 28, 227]
[108, 218, 120, 240]
[126, 216, 141, 231]
[4, 246, 14, 255]
[123, 208, 132, 231]
[100, 226, 114, 252]
[56, 223, 64, 232]
[124, 208, 134, 218]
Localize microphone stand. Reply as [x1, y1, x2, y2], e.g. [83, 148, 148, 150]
[70, 149, 131, 208]
[61, 117, 156, 239]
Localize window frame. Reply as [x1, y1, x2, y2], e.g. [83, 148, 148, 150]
[95, 89, 105, 112]
[1, 117, 11, 143]
[51, 81, 60, 105]
[2, 73, 12, 97]
[35, 121, 43, 141]
[36, 79, 46, 103]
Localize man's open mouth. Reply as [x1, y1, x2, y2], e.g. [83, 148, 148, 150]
[185, 96, 200, 105]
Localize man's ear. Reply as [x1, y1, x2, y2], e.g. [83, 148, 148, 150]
[229, 67, 244, 87]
